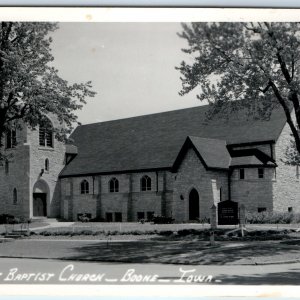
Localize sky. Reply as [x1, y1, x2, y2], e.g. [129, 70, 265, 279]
[50, 22, 201, 125]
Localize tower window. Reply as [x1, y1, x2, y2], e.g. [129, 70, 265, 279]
[141, 175, 151, 191]
[45, 159, 49, 172]
[6, 128, 16, 149]
[5, 161, 9, 175]
[239, 168, 245, 180]
[13, 188, 17, 205]
[258, 168, 264, 179]
[39, 118, 53, 147]
[80, 180, 89, 194]
[109, 177, 119, 193]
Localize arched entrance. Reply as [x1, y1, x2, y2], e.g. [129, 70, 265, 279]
[33, 180, 49, 217]
[189, 188, 199, 220]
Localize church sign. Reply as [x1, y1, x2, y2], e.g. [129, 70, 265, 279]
[217, 200, 239, 225]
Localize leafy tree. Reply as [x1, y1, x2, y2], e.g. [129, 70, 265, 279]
[0, 22, 96, 160]
[177, 22, 300, 164]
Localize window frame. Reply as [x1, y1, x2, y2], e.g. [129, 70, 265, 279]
[109, 177, 119, 193]
[80, 179, 89, 194]
[141, 175, 151, 191]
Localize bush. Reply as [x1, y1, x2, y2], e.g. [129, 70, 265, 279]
[152, 216, 174, 224]
[246, 211, 300, 224]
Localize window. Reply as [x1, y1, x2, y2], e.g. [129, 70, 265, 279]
[137, 212, 145, 220]
[6, 128, 16, 149]
[258, 207, 267, 213]
[80, 180, 89, 194]
[109, 177, 119, 193]
[288, 207, 293, 213]
[147, 211, 154, 221]
[39, 117, 53, 147]
[258, 168, 264, 179]
[141, 175, 151, 191]
[45, 159, 49, 172]
[13, 188, 17, 205]
[106, 212, 113, 222]
[5, 161, 9, 175]
[115, 212, 122, 222]
[296, 166, 300, 180]
[239, 168, 245, 180]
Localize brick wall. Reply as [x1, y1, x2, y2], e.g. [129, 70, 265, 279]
[273, 121, 300, 212]
[231, 167, 274, 212]
[172, 148, 228, 222]
[60, 171, 173, 221]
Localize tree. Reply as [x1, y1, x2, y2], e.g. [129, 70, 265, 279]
[177, 22, 300, 164]
[0, 22, 96, 160]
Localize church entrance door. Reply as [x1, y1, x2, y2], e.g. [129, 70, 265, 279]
[189, 189, 199, 220]
[33, 193, 47, 217]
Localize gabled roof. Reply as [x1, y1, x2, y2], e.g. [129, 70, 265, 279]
[172, 136, 230, 171]
[59, 104, 287, 177]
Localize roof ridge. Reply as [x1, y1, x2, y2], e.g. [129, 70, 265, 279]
[79, 104, 209, 127]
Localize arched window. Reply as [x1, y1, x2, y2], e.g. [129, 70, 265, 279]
[6, 128, 17, 149]
[80, 180, 89, 194]
[13, 188, 17, 204]
[109, 177, 119, 193]
[45, 159, 49, 172]
[5, 161, 9, 175]
[141, 175, 151, 191]
[39, 117, 53, 147]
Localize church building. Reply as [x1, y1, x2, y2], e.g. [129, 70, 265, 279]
[0, 104, 300, 222]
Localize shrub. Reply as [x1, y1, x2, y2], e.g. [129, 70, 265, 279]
[152, 216, 174, 224]
[246, 211, 300, 224]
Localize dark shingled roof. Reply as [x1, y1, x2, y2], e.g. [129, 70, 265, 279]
[230, 156, 276, 167]
[171, 136, 231, 170]
[59, 104, 287, 177]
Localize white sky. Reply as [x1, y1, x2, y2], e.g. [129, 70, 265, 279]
[50, 22, 201, 125]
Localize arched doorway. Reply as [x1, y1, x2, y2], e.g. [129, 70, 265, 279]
[33, 180, 49, 217]
[189, 188, 199, 220]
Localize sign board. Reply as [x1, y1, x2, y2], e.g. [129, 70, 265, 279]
[217, 200, 238, 225]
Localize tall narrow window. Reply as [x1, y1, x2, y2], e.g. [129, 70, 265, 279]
[5, 161, 9, 175]
[39, 117, 53, 147]
[45, 159, 49, 172]
[258, 168, 264, 179]
[6, 128, 16, 149]
[141, 175, 151, 191]
[13, 188, 17, 205]
[296, 165, 300, 180]
[80, 180, 89, 194]
[239, 168, 245, 180]
[109, 177, 119, 193]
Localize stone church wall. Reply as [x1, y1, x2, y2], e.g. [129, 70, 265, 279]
[172, 148, 228, 222]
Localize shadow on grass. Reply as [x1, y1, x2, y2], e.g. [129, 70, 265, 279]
[61, 238, 300, 265]
[219, 270, 300, 285]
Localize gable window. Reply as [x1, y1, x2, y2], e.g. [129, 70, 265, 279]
[141, 175, 151, 191]
[109, 177, 119, 193]
[80, 180, 89, 194]
[39, 117, 53, 147]
[45, 159, 49, 172]
[6, 128, 16, 149]
[13, 188, 17, 205]
[239, 168, 245, 180]
[258, 168, 264, 179]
